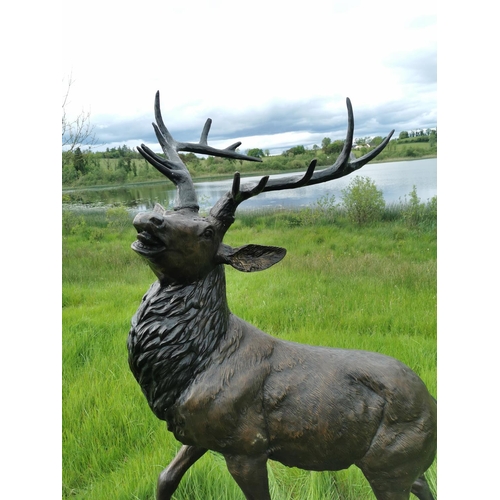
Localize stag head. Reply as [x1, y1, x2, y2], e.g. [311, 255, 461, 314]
[132, 91, 393, 285]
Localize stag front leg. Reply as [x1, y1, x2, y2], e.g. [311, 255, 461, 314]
[224, 454, 271, 500]
[156, 445, 207, 500]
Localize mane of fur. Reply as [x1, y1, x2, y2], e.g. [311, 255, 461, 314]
[128, 266, 230, 420]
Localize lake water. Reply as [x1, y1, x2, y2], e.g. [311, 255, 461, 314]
[63, 158, 436, 214]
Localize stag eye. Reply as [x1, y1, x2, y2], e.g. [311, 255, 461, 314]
[201, 227, 215, 239]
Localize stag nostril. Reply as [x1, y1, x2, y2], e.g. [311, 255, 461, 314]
[150, 215, 163, 227]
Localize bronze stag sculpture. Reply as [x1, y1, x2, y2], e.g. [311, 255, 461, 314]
[128, 91, 437, 500]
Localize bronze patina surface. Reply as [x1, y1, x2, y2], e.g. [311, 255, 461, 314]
[127, 91, 436, 500]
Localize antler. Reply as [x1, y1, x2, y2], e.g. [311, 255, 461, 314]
[137, 91, 262, 211]
[210, 98, 394, 225]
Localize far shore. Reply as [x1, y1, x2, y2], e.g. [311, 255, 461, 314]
[63, 154, 437, 193]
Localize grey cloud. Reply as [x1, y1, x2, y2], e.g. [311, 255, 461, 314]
[385, 46, 437, 86]
[93, 115, 154, 145]
[92, 93, 435, 153]
[350, 99, 436, 138]
[92, 97, 341, 147]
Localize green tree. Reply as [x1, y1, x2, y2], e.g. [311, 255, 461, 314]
[429, 132, 437, 149]
[399, 131, 409, 140]
[341, 176, 385, 225]
[321, 137, 331, 152]
[284, 145, 306, 156]
[246, 148, 265, 158]
[324, 140, 344, 155]
[370, 136, 384, 147]
[117, 157, 131, 174]
[73, 147, 86, 175]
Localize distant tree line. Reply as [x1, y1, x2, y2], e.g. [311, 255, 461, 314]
[62, 129, 437, 189]
[398, 129, 436, 139]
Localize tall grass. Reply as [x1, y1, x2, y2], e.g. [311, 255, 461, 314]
[62, 201, 436, 499]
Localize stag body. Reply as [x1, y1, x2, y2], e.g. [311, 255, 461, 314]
[128, 92, 436, 500]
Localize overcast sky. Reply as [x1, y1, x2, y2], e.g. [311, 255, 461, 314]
[62, 0, 436, 155]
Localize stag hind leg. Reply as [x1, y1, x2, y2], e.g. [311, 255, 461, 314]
[363, 474, 434, 500]
[156, 445, 207, 500]
[410, 475, 435, 500]
[224, 454, 271, 500]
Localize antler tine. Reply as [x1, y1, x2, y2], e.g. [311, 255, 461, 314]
[209, 172, 269, 227]
[136, 144, 173, 179]
[176, 137, 262, 162]
[137, 143, 199, 211]
[225, 141, 243, 152]
[258, 159, 318, 192]
[154, 91, 182, 163]
[246, 98, 353, 194]
[198, 119, 246, 157]
[232, 173, 269, 204]
[210, 160, 315, 224]
[348, 129, 395, 172]
[200, 119, 211, 146]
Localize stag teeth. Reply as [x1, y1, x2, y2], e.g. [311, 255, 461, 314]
[136, 231, 164, 248]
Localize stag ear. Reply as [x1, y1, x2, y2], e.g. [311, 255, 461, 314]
[218, 244, 286, 272]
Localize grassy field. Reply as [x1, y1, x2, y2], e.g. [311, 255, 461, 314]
[62, 204, 437, 499]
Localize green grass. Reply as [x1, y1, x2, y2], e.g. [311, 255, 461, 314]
[62, 206, 436, 499]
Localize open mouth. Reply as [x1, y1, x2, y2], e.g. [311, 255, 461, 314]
[132, 231, 166, 255]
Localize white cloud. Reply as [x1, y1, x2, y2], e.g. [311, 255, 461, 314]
[62, 0, 436, 153]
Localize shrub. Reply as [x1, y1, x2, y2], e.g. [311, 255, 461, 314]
[401, 186, 424, 227]
[88, 228, 105, 242]
[404, 147, 418, 157]
[401, 187, 437, 229]
[313, 193, 337, 223]
[341, 176, 385, 225]
[427, 196, 437, 225]
[106, 206, 131, 233]
[62, 210, 87, 236]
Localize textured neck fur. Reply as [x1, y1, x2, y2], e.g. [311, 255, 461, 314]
[128, 265, 230, 420]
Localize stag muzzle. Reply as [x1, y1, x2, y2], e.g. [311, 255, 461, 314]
[132, 208, 169, 257]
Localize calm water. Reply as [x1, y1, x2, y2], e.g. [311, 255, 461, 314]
[63, 158, 436, 214]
